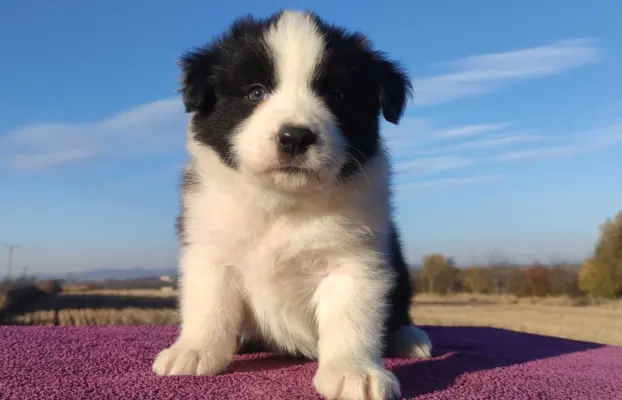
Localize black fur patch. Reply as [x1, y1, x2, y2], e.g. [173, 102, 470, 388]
[176, 165, 199, 246]
[385, 221, 415, 335]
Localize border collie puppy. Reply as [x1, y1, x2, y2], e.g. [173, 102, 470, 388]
[152, 9, 432, 400]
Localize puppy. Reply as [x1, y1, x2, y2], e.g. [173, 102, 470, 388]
[152, 9, 432, 400]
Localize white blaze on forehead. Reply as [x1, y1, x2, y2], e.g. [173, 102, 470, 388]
[264, 11, 325, 90]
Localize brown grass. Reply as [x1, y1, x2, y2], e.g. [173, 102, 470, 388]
[2, 288, 179, 326]
[411, 293, 622, 346]
[4, 289, 621, 346]
[63, 288, 177, 297]
[9, 307, 178, 326]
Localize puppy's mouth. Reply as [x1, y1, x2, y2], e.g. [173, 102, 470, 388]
[259, 162, 315, 175]
[260, 164, 322, 181]
[274, 165, 308, 174]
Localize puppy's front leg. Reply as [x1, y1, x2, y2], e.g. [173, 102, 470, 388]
[313, 257, 400, 400]
[152, 244, 242, 376]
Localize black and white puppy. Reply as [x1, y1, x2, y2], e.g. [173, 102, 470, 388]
[152, 9, 432, 400]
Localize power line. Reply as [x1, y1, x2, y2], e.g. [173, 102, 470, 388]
[5, 244, 19, 282]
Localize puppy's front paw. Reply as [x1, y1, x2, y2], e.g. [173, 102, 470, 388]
[152, 341, 231, 376]
[313, 361, 400, 400]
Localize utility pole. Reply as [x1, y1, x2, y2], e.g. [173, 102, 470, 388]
[5, 244, 19, 282]
[23, 265, 28, 278]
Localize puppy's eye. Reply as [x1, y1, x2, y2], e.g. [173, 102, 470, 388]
[326, 89, 343, 108]
[247, 85, 267, 103]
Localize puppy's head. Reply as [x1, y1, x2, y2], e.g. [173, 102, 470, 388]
[181, 10, 411, 193]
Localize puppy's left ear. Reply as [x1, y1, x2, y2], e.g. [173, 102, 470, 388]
[178, 47, 217, 114]
[377, 58, 412, 124]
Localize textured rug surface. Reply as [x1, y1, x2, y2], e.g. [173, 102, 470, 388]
[1, 325, 621, 399]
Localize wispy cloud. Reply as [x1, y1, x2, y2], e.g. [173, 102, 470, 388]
[9, 150, 98, 171]
[0, 97, 186, 170]
[412, 38, 601, 106]
[495, 123, 622, 162]
[449, 134, 540, 150]
[433, 123, 510, 140]
[384, 119, 519, 160]
[397, 174, 504, 192]
[389, 117, 622, 191]
[382, 117, 433, 149]
[394, 156, 475, 175]
[384, 120, 514, 158]
[496, 146, 578, 162]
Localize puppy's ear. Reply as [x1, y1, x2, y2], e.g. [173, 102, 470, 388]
[178, 48, 217, 113]
[377, 58, 412, 124]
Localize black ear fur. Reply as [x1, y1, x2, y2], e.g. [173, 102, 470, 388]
[178, 48, 217, 113]
[376, 57, 412, 124]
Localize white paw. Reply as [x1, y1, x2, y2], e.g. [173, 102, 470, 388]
[152, 341, 231, 376]
[313, 361, 401, 400]
[390, 325, 433, 358]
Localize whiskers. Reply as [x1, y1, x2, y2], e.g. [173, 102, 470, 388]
[338, 144, 373, 190]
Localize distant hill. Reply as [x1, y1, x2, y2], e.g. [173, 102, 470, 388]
[34, 267, 177, 282]
[11, 265, 421, 283]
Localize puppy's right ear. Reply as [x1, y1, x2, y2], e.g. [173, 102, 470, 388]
[376, 57, 412, 125]
[178, 48, 217, 113]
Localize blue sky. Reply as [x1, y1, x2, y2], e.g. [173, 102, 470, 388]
[1, 1, 621, 275]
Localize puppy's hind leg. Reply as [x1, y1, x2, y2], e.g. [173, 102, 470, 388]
[386, 324, 433, 358]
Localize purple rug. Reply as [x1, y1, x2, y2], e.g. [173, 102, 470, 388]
[1, 325, 620, 399]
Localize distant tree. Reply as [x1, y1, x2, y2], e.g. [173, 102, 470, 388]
[453, 267, 469, 293]
[579, 258, 618, 298]
[479, 260, 527, 295]
[463, 266, 492, 294]
[421, 254, 460, 294]
[409, 268, 424, 294]
[421, 254, 446, 293]
[438, 257, 461, 294]
[579, 210, 622, 298]
[549, 264, 582, 297]
[504, 266, 527, 295]
[487, 260, 515, 295]
[517, 263, 551, 297]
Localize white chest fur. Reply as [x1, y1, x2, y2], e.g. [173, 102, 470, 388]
[181, 151, 392, 358]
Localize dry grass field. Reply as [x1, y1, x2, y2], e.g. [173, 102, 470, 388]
[411, 293, 622, 346]
[3, 289, 621, 346]
[3, 288, 179, 326]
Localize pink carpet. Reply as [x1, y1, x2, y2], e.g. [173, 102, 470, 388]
[1, 325, 620, 399]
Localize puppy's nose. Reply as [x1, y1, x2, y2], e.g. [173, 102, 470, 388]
[277, 125, 317, 156]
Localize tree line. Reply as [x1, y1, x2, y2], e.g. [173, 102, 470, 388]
[412, 210, 622, 299]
